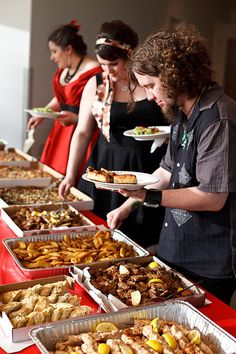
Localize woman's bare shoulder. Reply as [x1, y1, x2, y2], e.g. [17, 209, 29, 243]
[83, 56, 100, 70]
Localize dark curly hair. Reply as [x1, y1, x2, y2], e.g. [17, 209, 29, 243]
[48, 22, 87, 56]
[130, 24, 213, 99]
[95, 20, 139, 61]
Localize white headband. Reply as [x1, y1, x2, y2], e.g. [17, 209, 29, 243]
[96, 38, 131, 51]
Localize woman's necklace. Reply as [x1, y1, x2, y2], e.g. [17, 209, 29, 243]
[181, 95, 200, 148]
[64, 56, 84, 83]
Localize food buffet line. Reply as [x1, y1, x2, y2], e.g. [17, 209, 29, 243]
[0, 147, 235, 354]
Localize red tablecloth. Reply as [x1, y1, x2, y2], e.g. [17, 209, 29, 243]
[0, 212, 235, 353]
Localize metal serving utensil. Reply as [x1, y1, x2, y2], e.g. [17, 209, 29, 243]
[165, 279, 204, 300]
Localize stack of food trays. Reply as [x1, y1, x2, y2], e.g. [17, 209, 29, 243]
[2, 229, 149, 279]
[29, 300, 236, 354]
[0, 147, 36, 167]
[0, 274, 98, 343]
[69, 256, 206, 312]
[0, 185, 94, 210]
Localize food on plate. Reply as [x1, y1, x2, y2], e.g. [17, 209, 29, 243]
[133, 126, 160, 135]
[0, 280, 93, 328]
[0, 166, 51, 179]
[32, 107, 55, 113]
[9, 206, 88, 230]
[51, 318, 215, 354]
[89, 261, 194, 305]
[0, 151, 26, 162]
[11, 230, 138, 269]
[86, 166, 137, 184]
[0, 186, 78, 205]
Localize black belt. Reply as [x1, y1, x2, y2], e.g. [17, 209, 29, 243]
[60, 103, 80, 114]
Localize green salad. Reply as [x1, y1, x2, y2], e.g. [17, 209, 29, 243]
[133, 126, 160, 135]
[32, 107, 55, 113]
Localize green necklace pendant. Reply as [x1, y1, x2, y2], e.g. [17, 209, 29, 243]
[181, 130, 188, 148]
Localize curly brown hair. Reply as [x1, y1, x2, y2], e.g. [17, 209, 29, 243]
[130, 24, 213, 99]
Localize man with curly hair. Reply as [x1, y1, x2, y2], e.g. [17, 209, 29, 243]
[107, 25, 236, 304]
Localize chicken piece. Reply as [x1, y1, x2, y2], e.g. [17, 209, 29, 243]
[80, 333, 98, 353]
[121, 333, 156, 353]
[106, 338, 122, 353]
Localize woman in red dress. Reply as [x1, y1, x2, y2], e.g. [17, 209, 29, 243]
[27, 20, 101, 177]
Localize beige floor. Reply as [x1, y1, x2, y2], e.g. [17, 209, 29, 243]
[231, 291, 236, 310]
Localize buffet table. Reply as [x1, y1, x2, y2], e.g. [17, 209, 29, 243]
[0, 211, 235, 353]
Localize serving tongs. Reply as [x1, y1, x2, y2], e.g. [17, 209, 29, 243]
[165, 279, 204, 300]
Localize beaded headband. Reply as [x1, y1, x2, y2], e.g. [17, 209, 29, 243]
[95, 38, 131, 51]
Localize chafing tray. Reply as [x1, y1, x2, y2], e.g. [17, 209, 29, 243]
[2, 229, 149, 279]
[29, 300, 236, 354]
[0, 275, 97, 343]
[1, 204, 95, 237]
[69, 256, 206, 312]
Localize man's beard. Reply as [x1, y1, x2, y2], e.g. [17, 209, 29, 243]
[161, 101, 179, 124]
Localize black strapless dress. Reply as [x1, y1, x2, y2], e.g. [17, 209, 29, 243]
[78, 99, 167, 247]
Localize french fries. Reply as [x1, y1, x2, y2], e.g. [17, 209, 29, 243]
[12, 231, 138, 269]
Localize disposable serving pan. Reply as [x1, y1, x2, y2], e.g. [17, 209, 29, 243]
[70, 255, 206, 312]
[0, 274, 98, 343]
[0, 161, 62, 188]
[29, 300, 236, 354]
[1, 204, 95, 237]
[2, 229, 149, 280]
[0, 148, 36, 167]
[0, 186, 93, 211]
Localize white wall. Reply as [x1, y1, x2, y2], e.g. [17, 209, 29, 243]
[0, 0, 31, 148]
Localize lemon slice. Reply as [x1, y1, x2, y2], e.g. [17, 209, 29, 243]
[148, 261, 159, 268]
[98, 343, 111, 354]
[131, 290, 141, 305]
[119, 264, 129, 274]
[189, 329, 201, 345]
[120, 344, 134, 354]
[146, 339, 163, 352]
[162, 333, 177, 350]
[148, 278, 163, 284]
[95, 322, 118, 333]
[177, 287, 184, 292]
[151, 317, 159, 333]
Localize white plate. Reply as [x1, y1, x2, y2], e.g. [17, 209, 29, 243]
[123, 126, 170, 141]
[82, 171, 159, 190]
[24, 109, 64, 119]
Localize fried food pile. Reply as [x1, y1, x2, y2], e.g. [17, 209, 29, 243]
[89, 261, 193, 306]
[0, 166, 51, 178]
[0, 187, 78, 205]
[0, 151, 25, 161]
[10, 206, 86, 230]
[0, 280, 92, 329]
[12, 231, 138, 269]
[86, 166, 137, 184]
[51, 318, 215, 354]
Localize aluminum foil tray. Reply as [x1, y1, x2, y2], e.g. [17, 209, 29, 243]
[29, 300, 236, 354]
[2, 229, 148, 279]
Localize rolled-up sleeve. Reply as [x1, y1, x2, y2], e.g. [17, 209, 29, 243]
[197, 119, 236, 192]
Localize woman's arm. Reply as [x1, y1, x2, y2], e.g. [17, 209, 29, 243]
[59, 76, 97, 197]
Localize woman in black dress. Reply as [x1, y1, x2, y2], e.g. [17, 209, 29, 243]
[59, 20, 167, 248]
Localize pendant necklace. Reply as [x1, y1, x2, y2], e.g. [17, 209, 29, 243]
[64, 56, 84, 83]
[181, 95, 199, 149]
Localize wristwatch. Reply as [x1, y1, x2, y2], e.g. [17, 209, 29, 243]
[143, 189, 162, 208]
